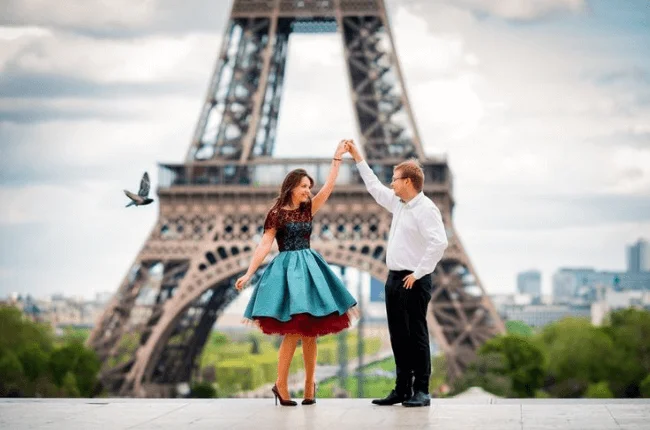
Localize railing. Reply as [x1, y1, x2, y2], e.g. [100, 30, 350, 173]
[158, 158, 450, 190]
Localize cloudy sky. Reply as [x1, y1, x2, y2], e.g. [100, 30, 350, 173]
[1, 0, 649, 302]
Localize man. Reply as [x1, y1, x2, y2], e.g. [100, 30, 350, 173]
[346, 141, 448, 407]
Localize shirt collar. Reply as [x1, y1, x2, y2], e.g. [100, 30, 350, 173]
[401, 192, 425, 208]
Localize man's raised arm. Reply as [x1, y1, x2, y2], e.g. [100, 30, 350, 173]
[347, 141, 398, 213]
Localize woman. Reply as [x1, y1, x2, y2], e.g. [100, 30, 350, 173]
[235, 140, 358, 406]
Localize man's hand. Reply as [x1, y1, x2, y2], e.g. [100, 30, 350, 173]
[403, 273, 417, 289]
[345, 140, 363, 162]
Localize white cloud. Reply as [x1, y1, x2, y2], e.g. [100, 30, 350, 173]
[2, 0, 157, 31]
[1, 28, 220, 84]
[386, 4, 650, 203]
[398, 0, 586, 22]
[392, 8, 473, 76]
[0, 0, 228, 36]
[0, 268, 12, 279]
[605, 148, 650, 195]
[0, 181, 158, 299]
[1, 97, 195, 164]
[0, 26, 50, 40]
[0, 182, 115, 225]
[460, 0, 586, 20]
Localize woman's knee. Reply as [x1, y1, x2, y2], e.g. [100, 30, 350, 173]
[301, 335, 317, 345]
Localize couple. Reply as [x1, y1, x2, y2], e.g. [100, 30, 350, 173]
[235, 139, 448, 407]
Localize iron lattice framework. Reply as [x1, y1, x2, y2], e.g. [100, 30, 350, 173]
[88, 0, 505, 397]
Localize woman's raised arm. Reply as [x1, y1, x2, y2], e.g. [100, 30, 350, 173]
[311, 139, 348, 215]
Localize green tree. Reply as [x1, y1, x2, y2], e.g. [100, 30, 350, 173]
[604, 309, 650, 396]
[479, 334, 546, 397]
[0, 350, 26, 396]
[49, 342, 100, 397]
[59, 327, 90, 346]
[210, 332, 229, 346]
[0, 306, 102, 398]
[190, 381, 216, 398]
[18, 344, 49, 382]
[640, 374, 650, 398]
[505, 320, 534, 337]
[0, 307, 52, 353]
[537, 317, 620, 397]
[61, 372, 81, 397]
[585, 381, 613, 398]
[452, 352, 515, 398]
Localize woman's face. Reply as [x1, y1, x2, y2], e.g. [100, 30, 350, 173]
[291, 176, 312, 204]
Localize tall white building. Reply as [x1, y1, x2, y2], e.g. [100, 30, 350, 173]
[627, 238, 650, 273]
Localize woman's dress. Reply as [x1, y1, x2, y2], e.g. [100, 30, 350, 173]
[243, 199, 357, 336]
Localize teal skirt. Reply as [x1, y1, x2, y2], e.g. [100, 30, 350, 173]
[243, 248, 357, 336]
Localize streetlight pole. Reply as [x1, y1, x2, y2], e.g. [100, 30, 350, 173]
[357, 268, 365, 398]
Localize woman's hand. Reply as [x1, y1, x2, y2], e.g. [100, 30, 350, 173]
[335, 139, 349, 159]
[347, 305, 361, 321]
[235, 274, 251, 291]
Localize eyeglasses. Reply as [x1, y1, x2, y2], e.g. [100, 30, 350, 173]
[391, 176, 408, 182]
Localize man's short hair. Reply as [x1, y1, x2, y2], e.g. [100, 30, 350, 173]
[395, 159, 424, 192]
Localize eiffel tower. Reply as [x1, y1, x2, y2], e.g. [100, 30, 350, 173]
[88, 0, 505, 397]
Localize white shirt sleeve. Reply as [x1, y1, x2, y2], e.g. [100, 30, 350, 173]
[355, 160, 398, 213]
[413, 205, 448, 279]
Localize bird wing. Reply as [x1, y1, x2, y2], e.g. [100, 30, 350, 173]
[138, 172, 151, 197]
[124, 190, 143, 203]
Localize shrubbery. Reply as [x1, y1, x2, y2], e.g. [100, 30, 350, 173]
[453, 309, 650, 399]
[0, 307, 100, 397]
[197, 330, 382, 397]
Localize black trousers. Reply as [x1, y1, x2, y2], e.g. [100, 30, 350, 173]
[385, 270, 433, 395]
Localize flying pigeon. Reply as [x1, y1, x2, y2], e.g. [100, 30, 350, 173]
[124, 172, 154, 208]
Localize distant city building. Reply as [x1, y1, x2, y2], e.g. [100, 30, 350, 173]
[591, 287, 650, 325]
[498, 303, 592, 328]
[516, 270, 542, 301]
[552, 267, 650, 304]
[552, 268, 599, 303]
[490, 293, 534, 310]
[627, 238, 650, 273]
[5, 293, 111, 328]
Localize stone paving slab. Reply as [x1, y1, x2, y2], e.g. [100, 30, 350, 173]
[1, 398, 649, 430]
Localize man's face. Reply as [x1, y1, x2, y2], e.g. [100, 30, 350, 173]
[391, 168, 408, 198]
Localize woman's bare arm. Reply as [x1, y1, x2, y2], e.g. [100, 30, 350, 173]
[311, 140, 348, 215]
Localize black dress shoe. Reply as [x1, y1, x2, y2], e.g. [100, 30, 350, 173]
[402, 391, 431, 407]
[371, 390, 410, 406]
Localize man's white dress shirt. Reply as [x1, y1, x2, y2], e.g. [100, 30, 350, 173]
[356, 160, 448, 280]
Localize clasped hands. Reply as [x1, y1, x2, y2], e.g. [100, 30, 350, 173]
[335, 139, 361, 161]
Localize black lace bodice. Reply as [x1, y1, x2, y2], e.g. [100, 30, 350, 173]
[264, 199, 312, 252]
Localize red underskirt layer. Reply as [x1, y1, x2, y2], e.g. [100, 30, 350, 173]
[254, 312, 351, 336]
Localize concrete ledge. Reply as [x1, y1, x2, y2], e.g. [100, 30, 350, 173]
[1, 398, 649, 429]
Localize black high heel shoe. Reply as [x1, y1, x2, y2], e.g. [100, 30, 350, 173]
[272, 384, 297, 406]
[302, 383, 316, 405]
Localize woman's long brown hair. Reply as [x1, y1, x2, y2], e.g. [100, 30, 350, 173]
[273, 168, 314, 209]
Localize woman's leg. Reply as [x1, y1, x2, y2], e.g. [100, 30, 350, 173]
[301, 336, 318, 398]
[276, 333, 300, 399]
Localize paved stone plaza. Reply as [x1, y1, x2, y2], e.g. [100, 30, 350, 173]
[1, 398, 649, 429]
